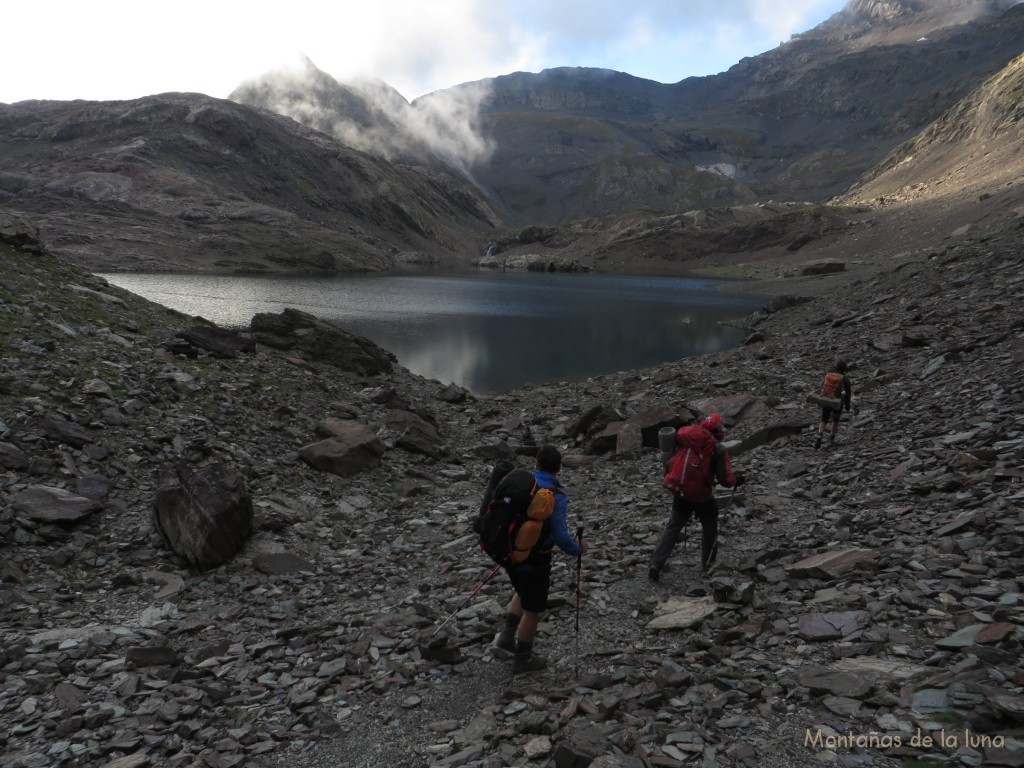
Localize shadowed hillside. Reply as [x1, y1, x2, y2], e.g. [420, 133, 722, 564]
[0, 94, 498, 274]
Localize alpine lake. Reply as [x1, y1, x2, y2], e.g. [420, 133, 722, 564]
[99, 269, 768, 394]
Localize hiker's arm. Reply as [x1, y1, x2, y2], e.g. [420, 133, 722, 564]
[549, 495, 582, 557]
[714, 444, 738, 487]
[843, 376, 853, 411]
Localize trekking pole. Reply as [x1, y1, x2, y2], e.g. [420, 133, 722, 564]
[574, 525, 584, 678]
[704, 486, 738, 572]
[430, 562, 502, 638]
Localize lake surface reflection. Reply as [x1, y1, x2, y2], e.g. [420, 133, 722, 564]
[100, 270, 767, 393]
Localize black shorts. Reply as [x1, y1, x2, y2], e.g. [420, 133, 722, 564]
[821, 406, 843, 424]
[505, 552, 553, 613]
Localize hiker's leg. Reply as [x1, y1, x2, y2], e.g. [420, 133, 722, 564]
[697, 501, 719, 568]
[513, 557, 551, 671]
[517, 609, 538, 643]
[513, 556, 550, 643]
[650, 496, 690, 571]
[815, 409, 828, 448]
[505, 590, 523, 618]
[492, 584, 522, 658]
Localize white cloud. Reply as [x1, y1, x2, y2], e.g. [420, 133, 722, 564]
[2, 0, 847, 103]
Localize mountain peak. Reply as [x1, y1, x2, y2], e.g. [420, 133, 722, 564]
[838, 0, 1021, 23]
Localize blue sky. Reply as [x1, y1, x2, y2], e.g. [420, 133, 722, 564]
[3, 0, 848, 104]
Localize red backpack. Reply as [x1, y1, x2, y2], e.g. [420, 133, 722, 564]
[662, 425, 717, 500]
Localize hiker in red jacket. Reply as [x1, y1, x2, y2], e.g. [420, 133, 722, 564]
[814, 359, 853, 449]
[649, 413, 743, 581]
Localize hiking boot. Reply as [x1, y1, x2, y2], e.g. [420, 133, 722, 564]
[491, 631, 515, 660]
[512, 652, 547, 674]
[814, 435, 822, 449]
[648, 567, 660, 582]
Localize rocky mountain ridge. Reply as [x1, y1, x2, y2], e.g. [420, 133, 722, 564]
[414, 2, 1024, 228]
[1, 3, 1021, 275]
[0, 93, 497, 275]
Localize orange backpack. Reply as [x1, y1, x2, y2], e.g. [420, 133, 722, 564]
[822, 371, 845, 399]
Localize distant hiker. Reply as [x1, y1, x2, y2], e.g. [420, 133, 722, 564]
[814, 359, 853, 449]
[649, 413, 743, 581]
[489, 445, 587, 673]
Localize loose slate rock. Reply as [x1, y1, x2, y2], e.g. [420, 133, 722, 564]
[12, 485, 103, 522]
[785, 548, 877, 578]
[253, 552, 316, 575]
[647, 596, 718, 630]
[797, 610, 870, 641]
[38, 417, 97, 448]
[793, 666, 873, 699]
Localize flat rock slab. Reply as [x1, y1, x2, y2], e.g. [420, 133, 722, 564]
[143, 570, 185, 600]
[647, 596, 718, 630]
[935, 622, 1017, 649]
[793, 666, 873, 699]
[991, 694, 1024, 722]
[976, 622, 1017, 644]
[934, 510, 982, 536]
[253, 552, 317, 575]
[12, 485, 103, 522]
[38, 417, 97, 447]
[833, 657, 930, 683]
[785, 548, 876, 578]
[797, 610, 870, 641]
[936, 623, 987, 649]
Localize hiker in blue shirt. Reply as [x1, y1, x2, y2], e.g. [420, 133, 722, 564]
[491, 445, 587, 673]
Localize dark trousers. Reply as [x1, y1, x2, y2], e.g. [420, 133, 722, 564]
[650, 496, 719, 571]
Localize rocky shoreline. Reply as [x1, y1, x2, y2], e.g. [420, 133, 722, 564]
[1, 213, 1023, 768]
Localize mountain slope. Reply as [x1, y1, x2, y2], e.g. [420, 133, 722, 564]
[420, 1, 1024, 227]
[837, 51, 1024, 223]
[0, 93, 498, 273]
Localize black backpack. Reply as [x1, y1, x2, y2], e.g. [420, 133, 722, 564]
[472, 460, 515, 536]
[478, 467, 560, 565]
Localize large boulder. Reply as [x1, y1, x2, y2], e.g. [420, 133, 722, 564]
[692, 394, 772, 425]
[38, 417, 97, 448]
[0, 441, 29, 470]
[387, 409, 447, 459]
[566, 404, 624, 440]
[249, 308, 395, 375]
[0, 209, 44, 253]
[152, 462, 254, 571]
[729, 416, 812, 455]
[174, 325, 256, 358]
[589, 408, 691, 454]
[300, 419, 385, 477]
